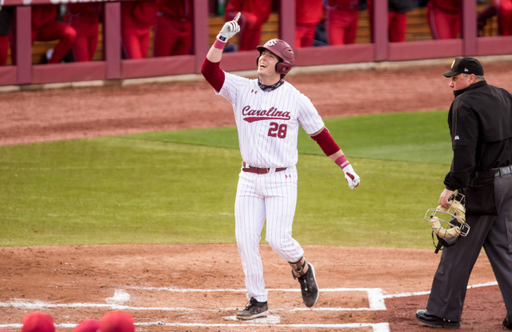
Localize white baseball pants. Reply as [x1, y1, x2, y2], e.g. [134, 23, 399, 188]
[234, 166, 304, 302]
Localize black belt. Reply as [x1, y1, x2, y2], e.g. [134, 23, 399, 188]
[494, 165, 512, 177]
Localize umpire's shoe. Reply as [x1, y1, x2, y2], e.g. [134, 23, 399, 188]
[503, 316, 512, 330]
[294, 263, 319, 307]
[236, 298, 269, 320]
[415, 309, 460, 329]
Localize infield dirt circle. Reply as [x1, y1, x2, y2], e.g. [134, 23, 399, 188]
[2, 60, 512, 331]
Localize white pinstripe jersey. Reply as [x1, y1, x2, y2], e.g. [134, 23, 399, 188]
[216, 72, 325, 168]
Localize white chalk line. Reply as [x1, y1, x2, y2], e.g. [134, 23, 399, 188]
[382, 281, 498, 299]
[0, 322, 391, 331]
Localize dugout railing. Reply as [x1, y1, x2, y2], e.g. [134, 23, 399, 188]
[1, 0, 512, 87]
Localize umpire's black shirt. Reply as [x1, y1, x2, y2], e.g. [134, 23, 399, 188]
[444, 80, 512, 190]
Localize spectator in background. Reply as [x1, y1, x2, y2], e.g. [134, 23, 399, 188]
[0, 6, 14, 66]
[99, 311, 135, 332]
[21, 312, 56, 332]
[426, 0, 461, 39]
[325, 0, 359, 45]
[495, 0, 512, 35]
[32, 5, 77, 64]
[121, 0, 159, 59]
[296, 0, 324, 48]
[153, 0, 192, 56]
[367, 0, 416, 42]
[73, 318, 100, 332]
[66, 3, 102, 62]
[224, 0, 272, 51]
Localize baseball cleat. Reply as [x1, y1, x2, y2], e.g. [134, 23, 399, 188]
[236, 298, 269, 320]
[415, 309, 461, 329]
[294, 263, 319, 307]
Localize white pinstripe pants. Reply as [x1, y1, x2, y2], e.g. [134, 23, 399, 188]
[235, 166, 304, 302]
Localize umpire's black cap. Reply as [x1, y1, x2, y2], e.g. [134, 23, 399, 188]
[443, 57, 484, 77]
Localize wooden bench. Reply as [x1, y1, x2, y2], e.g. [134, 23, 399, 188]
[5, 4, 499, 66]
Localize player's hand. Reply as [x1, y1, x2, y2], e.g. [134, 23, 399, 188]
[217, 12, 241, 42]
[342, 164, 360, 190]
[439, 188, 454, 209]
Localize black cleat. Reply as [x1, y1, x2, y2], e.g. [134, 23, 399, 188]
[293, 263, 319, 307]
[503, 316, 512, 330]
[236, 297, 269, 320]
[415, 309, 460, 329]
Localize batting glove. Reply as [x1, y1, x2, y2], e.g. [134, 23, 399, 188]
[342, 164, 360, 190]
[217, 12, 241, 43]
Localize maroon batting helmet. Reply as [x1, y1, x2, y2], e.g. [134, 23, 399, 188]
[256, 39, 294, 75]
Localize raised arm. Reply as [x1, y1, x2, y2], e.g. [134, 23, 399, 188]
[201, 12, 241, 91]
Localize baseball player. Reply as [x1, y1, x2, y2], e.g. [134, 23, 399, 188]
[426, 0, 461, 40]
[201, 13, 360, 320]
[224, 0, 272, 51]
[153, 0, 192, 57]
[495, 0, 512, 36]
[295, 0, 324, 48]
[31, 5, 77, 64]
[66, 3, 102, 62]
[121, 0, 159, 59]
[325, 0, 360, 45]
[367, 0, 416, 43]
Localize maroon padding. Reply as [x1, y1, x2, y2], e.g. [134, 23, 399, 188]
[373, 0, 388, 61]
[295, 44, 374, 66]
[121, 55, 195, 79]
[0, 66, 17, 85]
[461, 0, 477, 56]
[193, 0, 209, 73]
[279, 0, 295, 46]
[15, 6, 31, 84]
[32, 62, 106, 84]
[389, 39, 463, 61]
[104, 2, 121, 80]
[477, 36, 512, 56]
[219, 51, 260, 72]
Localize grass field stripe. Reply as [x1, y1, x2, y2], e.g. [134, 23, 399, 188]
[383, 281, 498, 298]
[0, 323, 390, 331]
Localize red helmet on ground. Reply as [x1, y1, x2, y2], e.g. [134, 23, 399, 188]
[256, 39, 294, 75]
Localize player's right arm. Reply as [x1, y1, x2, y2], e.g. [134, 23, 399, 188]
[201, 13, 241, 91]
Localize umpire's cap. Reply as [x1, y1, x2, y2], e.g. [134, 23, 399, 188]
[256, 39, 294, 75]
[443, 57, 484, 77]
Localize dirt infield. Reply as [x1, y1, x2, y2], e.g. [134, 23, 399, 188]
[2, 60, 512, 331]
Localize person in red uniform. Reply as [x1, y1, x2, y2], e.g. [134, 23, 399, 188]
[367, 0, 416, 43]
[426, 0, 461, 40]
[0, 6, 14, 66]
[121, 0, 159, 59]
[325, 0, 359, 45]
[66, 3, 102, 62]
[224, 0, 272, 51]
[495, 0, 512, 36]
[295, 0, 323, 48]
[153, 0, 192, 57]
[32, 5, 77, 64]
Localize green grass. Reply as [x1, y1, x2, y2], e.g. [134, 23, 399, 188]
[0, 110, 452, 249]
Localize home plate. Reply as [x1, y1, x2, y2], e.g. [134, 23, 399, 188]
[222, 315, 280, 324]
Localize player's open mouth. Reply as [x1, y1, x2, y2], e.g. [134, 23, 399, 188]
[260, 63, 267, 68]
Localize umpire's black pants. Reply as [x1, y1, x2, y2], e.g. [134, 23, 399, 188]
[426, 174, 512, 322]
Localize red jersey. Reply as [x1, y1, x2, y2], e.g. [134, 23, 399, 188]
[67, 3, 101, 17]
[121, 0, 159, 28]
[327, 0, 359, 11]
[32, 5, 57, 30]
[296, 0, 323, 24]
[224, 0, 272, 25]
[157, 0, 191, 20]
[428, 0, 461, 13]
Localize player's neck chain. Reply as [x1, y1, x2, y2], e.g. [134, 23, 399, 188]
[258, 78, 284, 92]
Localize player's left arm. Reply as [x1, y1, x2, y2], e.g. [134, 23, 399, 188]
[310, 127, 360, 190]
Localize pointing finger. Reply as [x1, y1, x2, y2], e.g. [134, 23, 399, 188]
[233, 12, 241, 22]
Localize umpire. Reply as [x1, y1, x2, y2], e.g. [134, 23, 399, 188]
[416, 57, 512, 330]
